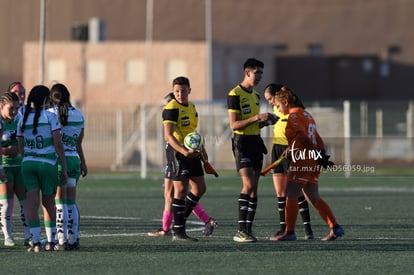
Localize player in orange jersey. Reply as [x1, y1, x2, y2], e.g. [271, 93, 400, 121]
[272, 87, 344, 241]
[263, 84, 314, 241]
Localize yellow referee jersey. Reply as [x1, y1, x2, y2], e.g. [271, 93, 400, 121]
[272, 106, 289, 145]
[227, 85, 261, 135]
[162, 99, 198, 144]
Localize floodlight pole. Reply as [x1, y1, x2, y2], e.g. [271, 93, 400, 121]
[39, 0, 47, 84]
[343, 101, 351, 178]
[206, 0, 212, 101]
[141, 0, 153, 179]
[205, 0, 216, 163]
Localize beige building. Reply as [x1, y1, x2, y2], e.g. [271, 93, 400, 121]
[23, 41, 211, 110]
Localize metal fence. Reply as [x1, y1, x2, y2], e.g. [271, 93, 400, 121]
[82, 100, 414, 175]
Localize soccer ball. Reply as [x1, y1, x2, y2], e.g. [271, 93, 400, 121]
[183, 132, 203, 151]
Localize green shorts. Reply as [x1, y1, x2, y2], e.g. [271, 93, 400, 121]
[4, 166, 24, 187]
[22, 161, 58, 195]
[58, 156, 81, 187]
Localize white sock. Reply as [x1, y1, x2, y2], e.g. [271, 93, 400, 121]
[19, 199, 31, 239]
[67, 204, 79, 244]
[0, 198, 10, 238]
[56, 203, 68, 245]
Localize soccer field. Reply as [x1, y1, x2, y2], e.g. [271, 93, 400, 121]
[2, 171, 414, 275]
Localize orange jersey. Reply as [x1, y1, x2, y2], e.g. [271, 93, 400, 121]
[285, 107, 325, 184]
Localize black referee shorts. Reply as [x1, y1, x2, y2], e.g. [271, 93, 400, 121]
[231, 134, 267, 171]
[271, 144, 290, 174]
[165, 143, 204, 181]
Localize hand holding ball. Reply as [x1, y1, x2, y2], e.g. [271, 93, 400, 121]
[184, 132, 204, 151]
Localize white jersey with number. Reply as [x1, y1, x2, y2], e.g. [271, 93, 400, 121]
[49, 106, 84, 157]
[17, 109, 61, 165]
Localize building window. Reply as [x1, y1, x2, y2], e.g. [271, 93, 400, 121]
[47, 59, 66, 83]
[166, 59, 187, 82]
[308, 44, 323, 56]
[126, 59, 146, 84]
[87, 60, 106, 84]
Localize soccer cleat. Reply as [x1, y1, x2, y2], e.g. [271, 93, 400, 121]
[321, 230, 336, 241]
[322, 225, 344, 241]
[147, 228, 172, 237]
[4, 237, 16, 247]
[27, 242, 42, 253]
[202, 218, 218, 236]
[172, 233, 198, 242]
[233, 231, 256, 243]
[68, 240, 80, 251]
[247, 232, 258, 242]
[305, 231, 314, 240]
[333, 225, 345, 237]
[273, 231, 297, 241]
[24, 238, 33, 247]
[43, 242, 56, 251]
[55, 243, 68, 251]
[268, 230, 284, 241]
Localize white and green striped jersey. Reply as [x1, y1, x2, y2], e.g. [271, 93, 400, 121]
[49, 106, 85, 157]
[17, 109, 61, 165]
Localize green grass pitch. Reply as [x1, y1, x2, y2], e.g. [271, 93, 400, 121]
[2, 171, 414, 275]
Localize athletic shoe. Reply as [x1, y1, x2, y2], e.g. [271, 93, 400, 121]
[55, 243, 68, 251]
[68, 240, 80, 251]
[322, 225, 344, 241]
[4, 237, 16, 247]
[147, 228, 172, 237]
[248, 233, 258, 242]
[24, 238, 33, 247]
[273, 231, 297, 241]
[43, 242, 56, 251]
[268, 230, 284, 241]
[27, 242, 42, 253]
[321, 230, 336, 241]
[305, 231, 314, 240]
[202, 218, 218, 236]
[233, 231, 256, 243]
[172, 233, 198, 242]
[333, 225, 345, 237]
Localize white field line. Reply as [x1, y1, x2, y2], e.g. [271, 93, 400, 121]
[77, 215, 414, 241]
[320, 186, 414, 192]
[80, 215, 205, 237]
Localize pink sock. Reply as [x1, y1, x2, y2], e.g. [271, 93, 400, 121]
[192, 204, 210, 224]
[162, 210, 173, 231]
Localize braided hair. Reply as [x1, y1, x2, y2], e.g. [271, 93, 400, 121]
[21, 85, 50, 134]
[50, 83, 72, 126]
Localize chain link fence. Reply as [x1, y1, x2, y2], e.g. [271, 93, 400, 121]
[82, 100, 414, 174]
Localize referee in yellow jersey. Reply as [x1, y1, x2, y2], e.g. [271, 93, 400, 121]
[227, 58, 277, 242]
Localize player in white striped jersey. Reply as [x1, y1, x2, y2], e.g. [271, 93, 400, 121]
[49, 83, 87, 250]
[17, 85, 68, 252]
